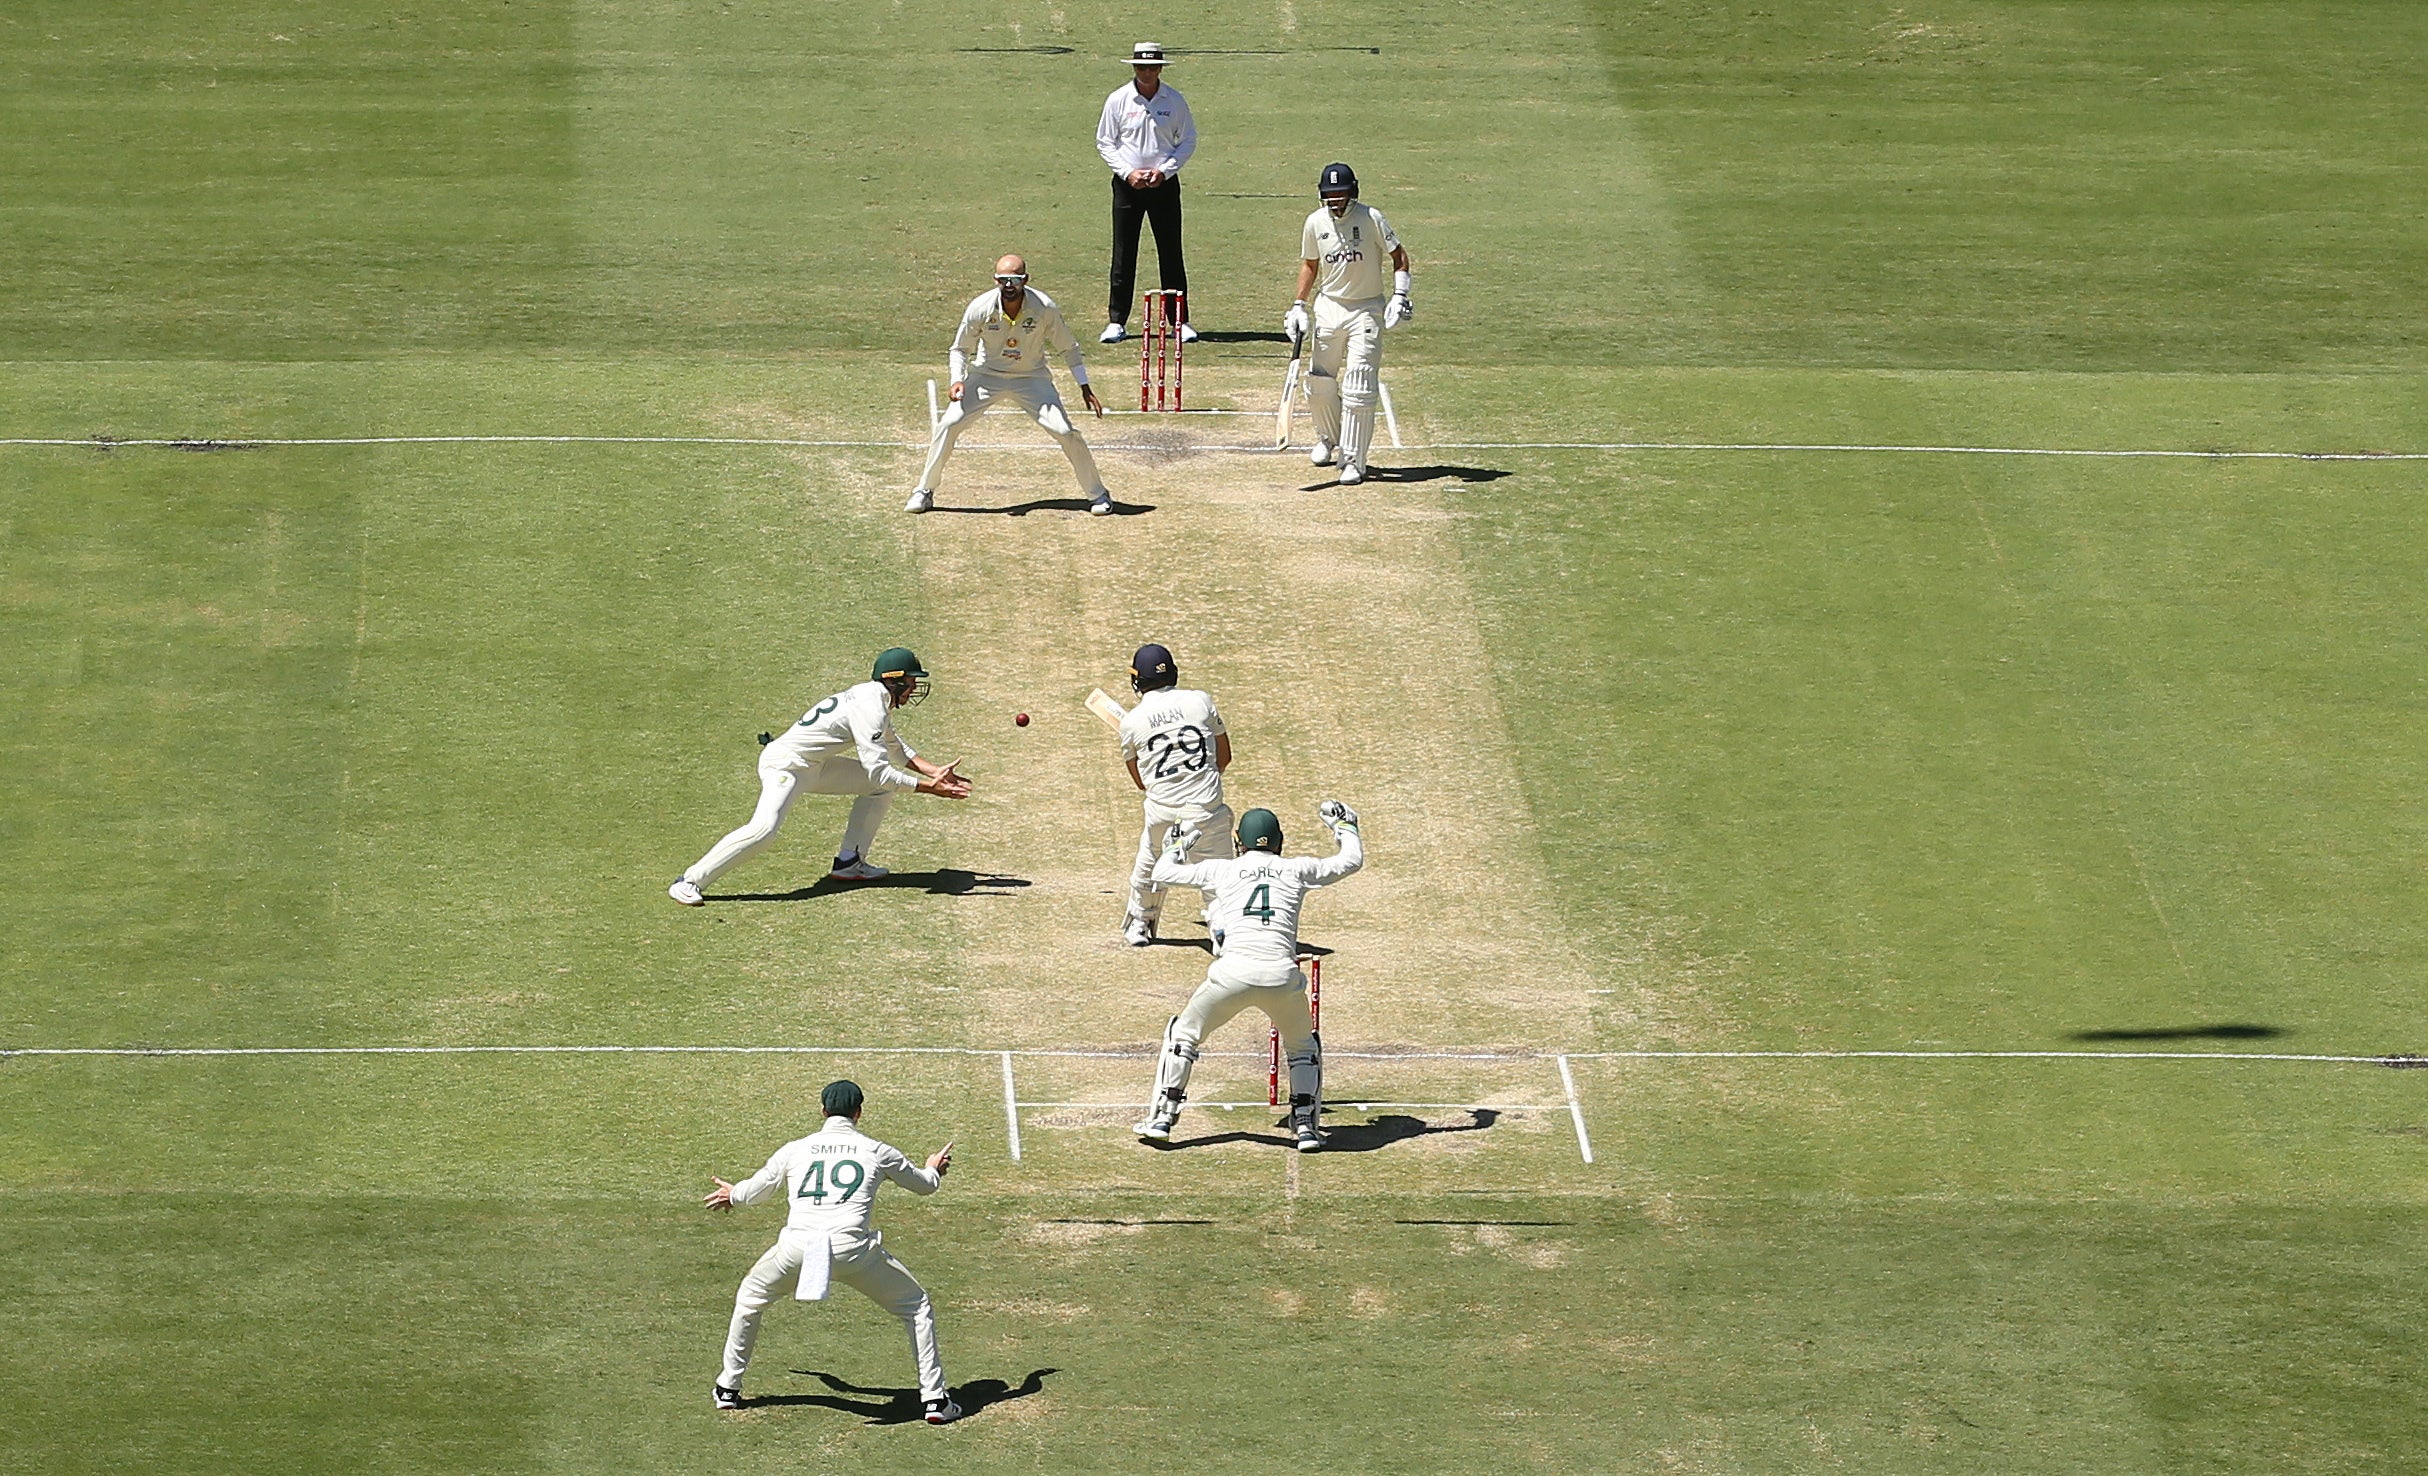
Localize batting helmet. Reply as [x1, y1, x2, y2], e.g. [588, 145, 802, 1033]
[1131, 642, 1178, 693]
[1237, 807, 1284, 854]
[871, 647, 930, 705]
[1317, 162, 1359, 200]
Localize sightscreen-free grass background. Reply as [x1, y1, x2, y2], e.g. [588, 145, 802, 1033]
[6, 1, 2428, 1471]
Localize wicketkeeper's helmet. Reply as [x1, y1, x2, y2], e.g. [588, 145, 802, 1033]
[871, 647, 931, 705]
[1317, 162, 1359, 200]
[1130, 642, 1178, 693]
[1237, 807, 1284, 854]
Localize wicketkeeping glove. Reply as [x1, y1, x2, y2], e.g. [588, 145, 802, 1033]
[1165, 824, 1203, 858]
[1384, 294, 1413, 329]
[1283, 302, 1311, 344]
[1317, 799, 1359, 829]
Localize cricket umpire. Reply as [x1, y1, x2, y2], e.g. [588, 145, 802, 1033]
[1095, 41, 1197, 344]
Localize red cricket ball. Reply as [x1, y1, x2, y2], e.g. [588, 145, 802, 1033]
[1014, 712, 1030, 727]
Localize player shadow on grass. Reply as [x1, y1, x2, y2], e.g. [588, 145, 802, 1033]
[932, 496, 1156, 517]
[2066, 1024, 2285, 1042]
[756, 1367, 1058, 1424]
[710, 870, 1031, 904]
[1299, 466, 1510, 492]
[1151, 1109, 1499, 1153]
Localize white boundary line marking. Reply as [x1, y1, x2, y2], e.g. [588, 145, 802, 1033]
[1557, 1055, 1595, 1165]
[5, 434, 2421, 460]
[999, 1051, 1022, 1163]
[0, 1044, 2411, 1065]
[1379, 382, 1403, 448]
[1015, 1100, 1557, 1112]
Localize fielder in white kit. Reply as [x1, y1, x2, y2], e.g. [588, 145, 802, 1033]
[668, 648, 970, 904]
[1117, 641, 1235, 948]
[705, 1079, 963, 1424]
[1283, 162, 1413, 486]
[1134, 803, 1364, 1151]
[907, 254, 1113, 516]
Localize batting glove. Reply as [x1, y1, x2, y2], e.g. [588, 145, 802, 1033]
[1283, 302, 1311, 344]
[1317, 800, 1359, 829]
[1384, 294, 1413, 329]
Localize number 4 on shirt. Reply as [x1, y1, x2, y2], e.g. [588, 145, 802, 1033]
[1243, 883, 1273, 922]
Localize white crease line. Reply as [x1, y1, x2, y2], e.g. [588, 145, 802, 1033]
[925, 379, 939, 434]
[1016, 1101, 1552, 1112]
[999, 1052, 1022, 1163]
[1557, 1055, 1595, 1165]
[0, 1045, 2409, 1065]
[5, 435, 2420, 460]
[1379, 381, 1403, 448]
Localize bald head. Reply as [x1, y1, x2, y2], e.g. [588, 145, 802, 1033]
[995, 254, 1027, 278]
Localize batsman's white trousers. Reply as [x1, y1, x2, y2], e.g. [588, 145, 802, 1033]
[1128, 800, 1236, 925]
[1307, 296, 1384, 471]
[1153, 953, 1320, 1106]
[685, 749, 900, 886]
[916, 370, 1107, 497]
[719, 1228, 947, 1401]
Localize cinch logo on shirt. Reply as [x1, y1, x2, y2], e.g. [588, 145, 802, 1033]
[1326, 245, 1366, 265]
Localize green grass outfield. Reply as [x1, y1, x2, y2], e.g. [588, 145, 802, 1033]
[6, 2, 2428, 1471]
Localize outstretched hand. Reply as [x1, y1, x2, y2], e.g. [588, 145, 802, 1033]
[926, 1141, 955, 1174]
[921, 760, 972, 799]
[1165, 824, 1203, 858]
[704, 1177, 737, 1211]
[1081, 385, 1105, 418]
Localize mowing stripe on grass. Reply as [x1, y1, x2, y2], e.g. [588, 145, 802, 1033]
[3, 436, 2420, 459]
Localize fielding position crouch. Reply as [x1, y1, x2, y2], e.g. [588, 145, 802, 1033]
[1283, 163, 1413, 486]
[669, 648, 970, 903]
[1135, 803, 1365, 1151]
[705, 1079, 963, 1424]
[1118, 642, 1235, 947]
[908, 254, 1112, 516]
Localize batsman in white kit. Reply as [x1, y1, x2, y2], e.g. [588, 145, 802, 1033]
[1135, 803, 1364, 1151]
[907, 254, 1113, 516]
[668, 648, 971, 904]
[705, 1079, 963, 1423]
[1117, 641, 1235, 948]
[1283, 162, 1413, 486]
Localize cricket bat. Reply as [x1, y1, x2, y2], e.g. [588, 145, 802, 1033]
[1085, 687, 1128, 732]
[1274, 334, 1303, 448]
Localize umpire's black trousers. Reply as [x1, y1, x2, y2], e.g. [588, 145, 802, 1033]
[1109, 175, 1188, 325]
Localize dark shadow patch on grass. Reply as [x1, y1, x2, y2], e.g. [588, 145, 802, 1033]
[931, 497, 1155, 517]
[2067, 1024, 2285, 1042]
[1367, 464, 1511, 485]
[1322, 1110, 1500, 1153]
[760, 1367, 1058, 1424]
[710, 870, 1030, 903]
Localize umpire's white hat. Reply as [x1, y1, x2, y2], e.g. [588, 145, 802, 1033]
[1125, 42, 1175, 65]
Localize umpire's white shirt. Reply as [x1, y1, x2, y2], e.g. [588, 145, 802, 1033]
[728, 1115, 942, 1238]
[764, 680, 921, 791]
[1096, 80, 1195, 176]
[947, 287, 1090, 386]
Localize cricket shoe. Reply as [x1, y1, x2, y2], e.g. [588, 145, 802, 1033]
[713, 1383, 744, 1411]
[1338, 463, 1366, 486]
[923, 1396, 965, 1425]
[1089, 491, 1114, 517]
[1291, 1112, 1327, 1152]
[668, 878, 704, 906]
[1308, 439, 1336, 467]
[903, 488, 934, 514]
[828, 855, 890, 882]
[1123, 914, 1156, 948]
[1178, 323, 1199, 344]
[1099, 322, 1126, 343]
[1134, 1106, 1179, 1142]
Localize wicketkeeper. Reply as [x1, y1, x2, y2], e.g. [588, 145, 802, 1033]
[1284, 163, 1413, 486]
[1135, 803, 1365, 1151]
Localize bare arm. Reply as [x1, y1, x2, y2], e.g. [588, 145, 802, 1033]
[1126, 756, 1146, 791]
[1296, 260, 1319, 303]
[1215, 733, 1233, 772]
[1390, 244, 1411, 273]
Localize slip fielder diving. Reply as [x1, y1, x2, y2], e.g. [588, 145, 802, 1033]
[1283, 163, 1413, 486]
[1117, 642, 1235, 948]
[907, 254, 1112, 516]
[668, 648, 970, 903]
[1134, 802, 1365, 1151]
[705, 1079, 963, 1424]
